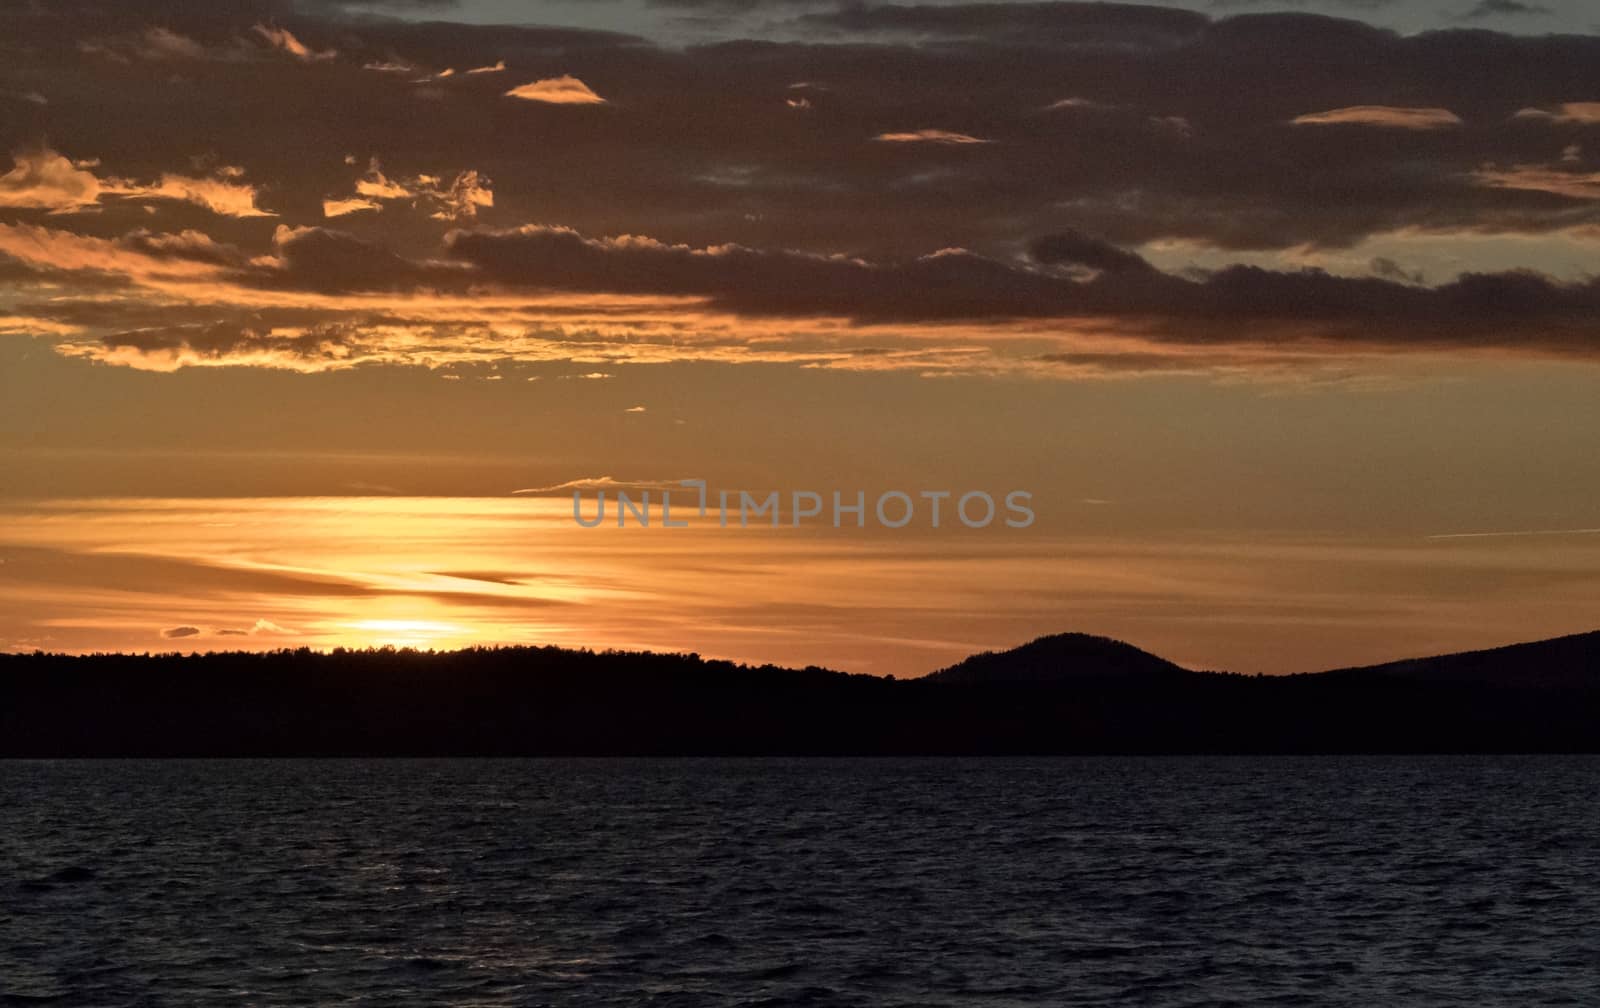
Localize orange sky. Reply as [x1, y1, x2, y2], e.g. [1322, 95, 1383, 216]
[5, 494, 1600, 676]
[4, 1, 1600, 672]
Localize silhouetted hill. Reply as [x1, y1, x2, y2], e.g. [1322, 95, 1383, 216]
[3, 632, 1600, 756]
[1312, 630, 1600, 690]
[927, 633, 1194, 684]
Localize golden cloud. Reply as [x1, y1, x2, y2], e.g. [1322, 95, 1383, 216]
[345, 159, 491, 220]
[503, 75, 607, 105]
[873, 129, 992, 144]
[322, 197, 381, 218]
[0, 148, 273, 217]
[0, 148, 106, 212]
[1474, 165, 1600, 201]
[251, 24, 335, 63]
[1290, 106, 1464, 130]
[1513, 102, 1600, 124]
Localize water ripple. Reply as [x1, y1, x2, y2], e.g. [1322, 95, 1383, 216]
[1, 757, 1597, 1006]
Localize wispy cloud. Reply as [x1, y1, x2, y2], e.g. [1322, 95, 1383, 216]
[504, 75, 606, 105]
[1513, 102, 1600, 124]
[340, 158, 492, 220]
[1290, 106, 1463, 130]
[251, 24, 336, 63]
[80, 24, 336, 64]
[0, 148, 273, 217]
[513, 476, 693, 496]
[0, 148, 103, 213]
[322, 197, 381, 218]
[1428, 528, 1600, 540]
[873, 129, 991, 144]
[1474, 165, 1600, 201]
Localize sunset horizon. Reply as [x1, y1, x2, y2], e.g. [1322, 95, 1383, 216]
[6, 2, 1600, 1003]
[7, 0, 1600, 676]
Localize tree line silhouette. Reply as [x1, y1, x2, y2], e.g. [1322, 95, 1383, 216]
[2, 633, 1597, 756]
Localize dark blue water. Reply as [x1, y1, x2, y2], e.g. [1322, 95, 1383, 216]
[2, 757, 1597, 1006]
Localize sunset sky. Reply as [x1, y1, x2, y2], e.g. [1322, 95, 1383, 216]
[4, 0, 1600, 675]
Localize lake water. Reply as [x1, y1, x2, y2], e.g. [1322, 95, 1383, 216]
[2, 757, 1597, 1006]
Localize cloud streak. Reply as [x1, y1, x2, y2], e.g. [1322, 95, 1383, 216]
[6, 3, 1600, 377]
[504, 75, 607, 105]
[873, 129, 992, 144]
[0, 148, 273, 217]
[251, 24, 336, 63]
[1290, 106, 1464, 129]
[9, 213, 1600, 376]
[340, 159, 492, 220]
[1514, 102, 1600, 124]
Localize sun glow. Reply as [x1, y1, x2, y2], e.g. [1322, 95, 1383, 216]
[6, 495, 1600, 676]
[341, 618, 471, 649]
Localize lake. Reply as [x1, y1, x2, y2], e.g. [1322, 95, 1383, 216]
[2, 757, 1596, 1005]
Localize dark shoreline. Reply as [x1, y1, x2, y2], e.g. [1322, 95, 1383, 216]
[5, 634, 1599, 757]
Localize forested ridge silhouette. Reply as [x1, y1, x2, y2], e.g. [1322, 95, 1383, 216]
[3, 631, 1598, 755]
